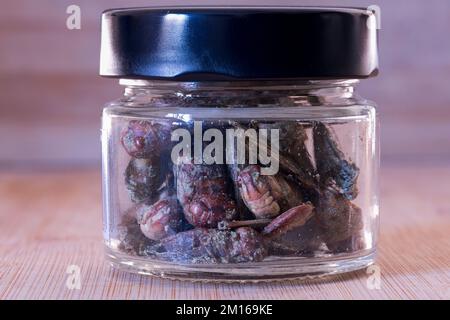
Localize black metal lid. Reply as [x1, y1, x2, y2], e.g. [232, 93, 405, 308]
[100, 7, 379, 81]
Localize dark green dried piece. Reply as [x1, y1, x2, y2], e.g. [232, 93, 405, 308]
[313, 122, 359, 200]
[145, 227, 267, 264]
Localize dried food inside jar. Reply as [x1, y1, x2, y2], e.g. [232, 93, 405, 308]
[124, 158, 165, 203]
[237, 164, 304, 219]
[144, 227, 267, 264]
[313, 122, 359, 200]
[116, 118, 366, 263]
[121, 120, 174, 159]
[315, 188, 364, 251]
[175, 160, 237, 228]
[258, 121, 318, 188]
[135, 191, 186, 241]
[117, 211, 157, 256]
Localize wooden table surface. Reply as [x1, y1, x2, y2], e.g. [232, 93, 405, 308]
[0, 165, 449, 300]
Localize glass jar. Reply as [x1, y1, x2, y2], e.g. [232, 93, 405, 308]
[100, 7, 379, 281]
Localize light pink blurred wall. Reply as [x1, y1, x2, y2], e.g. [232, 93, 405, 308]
[1, 0, 450, 168]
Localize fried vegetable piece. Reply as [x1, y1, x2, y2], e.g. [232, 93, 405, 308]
[176, 161, 237, 228]
[146, 227, 267, 263]
[237, 165, 303, 218]
[313, 122, 359, 200]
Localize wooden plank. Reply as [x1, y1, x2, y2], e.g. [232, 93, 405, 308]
[0, 165, 449, 299]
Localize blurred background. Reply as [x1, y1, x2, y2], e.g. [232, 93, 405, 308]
[1, 0, 450, 169]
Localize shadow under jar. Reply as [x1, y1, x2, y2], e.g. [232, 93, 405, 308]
[100, 7, 380, 282]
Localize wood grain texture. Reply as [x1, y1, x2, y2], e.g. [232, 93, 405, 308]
[0, 165, 449, 300]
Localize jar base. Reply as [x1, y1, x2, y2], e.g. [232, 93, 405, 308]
[105, 246, 376, 283]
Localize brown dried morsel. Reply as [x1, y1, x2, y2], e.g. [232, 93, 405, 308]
[237, 166, 279, 218]
[315, 188, 364, 246]
[227, 163, 254, 220]
[326, 233, 366, 253]
[125, 158, 165, 203]
[146, 227, 267, 264]
[218, 218, 272, 231]
[236, 227, 267, 261]
[265, 217, 325, 256]
[259, 121, 317, 183]
[185, 193, 237, 228]
[176, 160, 228, 199]
[225, 122, 258, 221]
[313, 122, 360, 200]
[121, 120, 173, 158]
[230, 121, 319, 194]
[262, 203, 315, 239]
[135, 192, 184, 241]
[237, 165, 303, 218]
[176, 160, 237, 228]
[117, 213, 156, 255]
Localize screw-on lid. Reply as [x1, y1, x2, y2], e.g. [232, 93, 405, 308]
[100, 7, 379, 81]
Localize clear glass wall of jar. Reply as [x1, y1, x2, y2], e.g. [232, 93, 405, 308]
[101, 79, 379, 281]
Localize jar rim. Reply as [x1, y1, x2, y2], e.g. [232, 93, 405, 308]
[119, 79, 360, 90]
